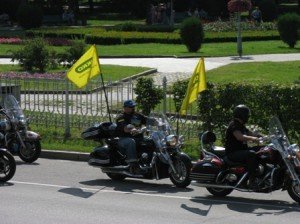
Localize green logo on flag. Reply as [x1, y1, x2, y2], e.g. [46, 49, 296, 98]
[75, 58, 92, 73]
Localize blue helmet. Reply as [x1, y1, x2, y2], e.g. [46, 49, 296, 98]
[123, 100, 136, 108]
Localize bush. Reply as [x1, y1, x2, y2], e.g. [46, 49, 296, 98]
[16, 4, 43, 29]
[57, 41, 87, 67]
[258, 0, 278, 22]
[115, 22, 138, 31]
[277, 13, 300, 48]
[10, 38, 49, 72]
[180, 17, 204, 52]
[197, 83, 299, 143]
[134, 77, 164, 115]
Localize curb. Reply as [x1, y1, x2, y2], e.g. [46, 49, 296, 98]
[40, 149, 89, 161]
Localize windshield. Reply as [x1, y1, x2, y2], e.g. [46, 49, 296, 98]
[3, 94, 25, 119]
[269, 116, 290, 151]
[147, 113, 175, 149]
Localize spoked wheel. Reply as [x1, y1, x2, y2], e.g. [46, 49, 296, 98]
[18, 141, 41, 163]
[169, 154, 192, 188]
[287, 180, 300, 204]
[206, 187, 233, 197]
[106, 173, 126, 181]
[0, 150, 16, 182]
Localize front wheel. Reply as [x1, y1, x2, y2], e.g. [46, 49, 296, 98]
[206, 187, 233, 197]
[19, 141, 41, 163]
[287, 180, 300, 204]
[0, 150, 16, 182]
[169, 154, 192, 188]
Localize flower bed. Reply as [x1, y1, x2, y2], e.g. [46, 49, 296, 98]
[0, 72, 65, 80]
[0, 37, 23, 44]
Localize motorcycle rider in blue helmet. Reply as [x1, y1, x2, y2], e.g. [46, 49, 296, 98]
[116, 100, 158, 174]
[225, 104, 263, 188]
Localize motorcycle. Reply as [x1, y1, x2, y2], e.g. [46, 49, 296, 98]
[0, 148, 16, 182]
[190, 116, 300, 203]
[0, 94, 41, 163]
[82, 113, 192, 188]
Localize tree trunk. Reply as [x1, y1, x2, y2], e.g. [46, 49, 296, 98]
[237, 12, 242, 57]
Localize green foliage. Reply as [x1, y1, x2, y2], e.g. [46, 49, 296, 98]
[172, 80, 189, 112]
[197, 83, 299, 143]
[16, 4, 43, 29]
[258, 0, 278, 22]
[180, 17, 204, 52]
[57, 41, 87, 67]
[277, 13, 300, 48]
[134, 77, 164, 115]
[10, 38, 49, 72]
[115, 22, 138, 31]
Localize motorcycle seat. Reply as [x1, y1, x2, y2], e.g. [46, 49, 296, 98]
[222, 156, 244, 167]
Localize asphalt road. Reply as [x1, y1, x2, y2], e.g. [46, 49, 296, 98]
[1, 157, 299, 224]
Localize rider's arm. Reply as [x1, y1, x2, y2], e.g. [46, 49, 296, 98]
[233, 130, 260, 144]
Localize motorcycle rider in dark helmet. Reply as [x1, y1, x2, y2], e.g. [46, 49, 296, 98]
[116, 100, 158, 174]
[225, 104, 263, 188]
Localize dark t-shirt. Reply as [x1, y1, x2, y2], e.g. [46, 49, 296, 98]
[116, 112, 147, 138]
[225, 119, 249, 154]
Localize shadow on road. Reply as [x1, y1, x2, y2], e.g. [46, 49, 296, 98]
[0, 182, 14, 187]
[181, 195, 299, 216]
[58, 187, 101, 198]
[230, 56, 254, 61]
[80, 178, 193, 194]
[15, 161, 40, 166]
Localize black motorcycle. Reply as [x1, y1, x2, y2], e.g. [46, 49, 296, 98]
[82, 114, 192, 188]
[0, 95, 41, 163]
[0, 148, 16, 182]
[190, 116, 300, 203]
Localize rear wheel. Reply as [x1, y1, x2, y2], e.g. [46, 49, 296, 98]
[287, 180, 300, 204]
[0, 150, 16, 182]
[206, 187, 233, 197]
[169, 154, 192, 188]
[106, 173, 126, 181]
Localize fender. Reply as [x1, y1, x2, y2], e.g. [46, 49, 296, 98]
[25, 131, 41, 141]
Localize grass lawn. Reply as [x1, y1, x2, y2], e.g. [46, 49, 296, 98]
[1, 40, 299, 57]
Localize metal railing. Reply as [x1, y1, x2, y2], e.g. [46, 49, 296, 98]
[0, 76, 201, 138]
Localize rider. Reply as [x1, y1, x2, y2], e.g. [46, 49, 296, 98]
[225, 104, 262, 188]
[116, 100, 157, 174]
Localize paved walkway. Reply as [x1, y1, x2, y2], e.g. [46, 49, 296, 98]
[2, 53, 299, 85]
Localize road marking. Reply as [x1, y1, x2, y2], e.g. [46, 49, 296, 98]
[10, 180, 300, 210]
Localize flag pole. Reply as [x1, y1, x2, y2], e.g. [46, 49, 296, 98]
[100, 72, 112, 123]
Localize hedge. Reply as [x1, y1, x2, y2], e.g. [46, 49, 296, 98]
[196, 83, 299, 143]
[26, 29, 280, 45]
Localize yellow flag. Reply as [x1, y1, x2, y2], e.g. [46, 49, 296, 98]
[67, 45, 101, 88]
[180, 58, 207, 115]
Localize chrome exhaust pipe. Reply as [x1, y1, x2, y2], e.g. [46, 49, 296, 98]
[191, 181, 236, 189]
[101, 166, 144, 178]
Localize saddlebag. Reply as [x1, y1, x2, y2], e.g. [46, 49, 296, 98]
[82, 122, 116, 140]
[88, 146, 111, 167]
[190, 160, 220, 183]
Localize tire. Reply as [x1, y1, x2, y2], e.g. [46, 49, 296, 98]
[106, 173, 126, 181]
[169, 153, 192, 188]
[206, 187, 233, 197]
[287, 180, 300, 204]
[0, 150, 16, 182]
[19, 141, 41, 163]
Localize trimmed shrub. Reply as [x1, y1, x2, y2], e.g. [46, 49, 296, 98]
[134, 77, 164, 115]
[10, 38, 49, 72]
[180, 17, 204, 52]
[277, 13, 300, 48]
[258, 0, 278, 22]
[16, 4, 43, 29]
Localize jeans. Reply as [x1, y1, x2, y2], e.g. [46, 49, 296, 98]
[118, 137, 137, 163]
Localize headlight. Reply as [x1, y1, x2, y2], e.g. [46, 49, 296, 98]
[166, 135, 177, 147]
[289, 144, 300, 160]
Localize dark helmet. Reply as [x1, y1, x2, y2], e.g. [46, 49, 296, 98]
[123, 100, 136, 108]
[233, 104, 251, 123]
